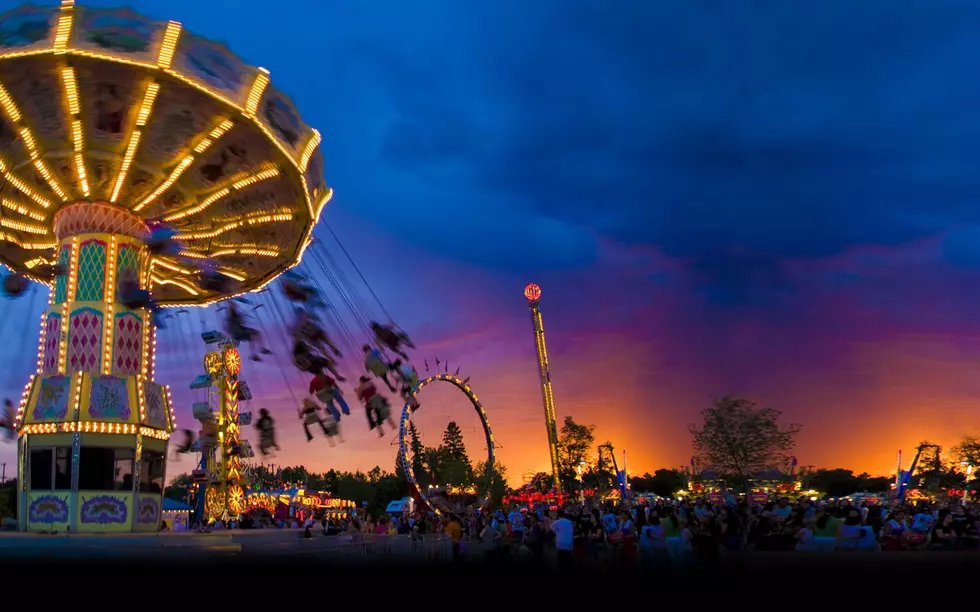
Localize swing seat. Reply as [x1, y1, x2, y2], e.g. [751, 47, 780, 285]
[192, 402, 215, 421]
[192, 469, 209, 482]
[241, 440, 255, 458]
[237, 411, 252, 426]
[190, 374, 213, 389]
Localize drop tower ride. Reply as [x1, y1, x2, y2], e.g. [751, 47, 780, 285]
[525, 283, 561, 493]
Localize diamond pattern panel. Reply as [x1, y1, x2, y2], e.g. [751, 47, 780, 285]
[42, 312, 61, 376]
[53, 245, 71, 304]
[114, 245, 140, 302]
[66, 308, 103, 374]
[113, 312, 142, 376]
[75, 240, 107, 302]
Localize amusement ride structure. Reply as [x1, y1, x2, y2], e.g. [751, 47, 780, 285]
[397, 363, 496, 512]
[525, 283, 561, 493]
[1, 0, 329, 532]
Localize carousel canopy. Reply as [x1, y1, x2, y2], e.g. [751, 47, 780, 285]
[0, 2, 330, 305]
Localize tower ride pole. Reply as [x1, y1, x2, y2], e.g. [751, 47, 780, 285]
[524, 283, 561, 493]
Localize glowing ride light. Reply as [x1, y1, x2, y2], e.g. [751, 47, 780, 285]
[397, 373, 496, 513]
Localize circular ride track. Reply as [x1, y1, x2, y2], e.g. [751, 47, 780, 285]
[398, 373, 497, 513]
[0, 1, 330, 304]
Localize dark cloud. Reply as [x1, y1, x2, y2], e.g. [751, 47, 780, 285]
[330, 0, 980, 294]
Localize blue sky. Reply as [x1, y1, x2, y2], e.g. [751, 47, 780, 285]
[4, 0, 980, 477]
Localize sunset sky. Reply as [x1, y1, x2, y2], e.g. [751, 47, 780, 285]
[4, 0, 980, 483]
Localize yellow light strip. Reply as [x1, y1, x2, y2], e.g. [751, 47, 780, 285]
[151, 257, 196, 275]
[176, 211, 293, 241]
[0, 217, 48, 235]
[133, 120, 234, 212]
[61, 68, 80, 115]
[0, 158, 53, 209]
[14, 374, 35, 430]
[58, 237, 79, 373]
[163, 166, 280, 222]
[180, 245, 280, 259]
[245, 68, 270, 115]
[299, 129, 321, 172]
[103, 236, 116, 375]
[0, 232, 56, 250]
[1, 197, 46, 221]
[0, 82, 21, 123]
[62, 67, 91, 197]
[53, 2, 74, 54]
[193, 119, 234, 154]
[135, 82, 159, 127]
[33, 159, 69, 201]
[150, 274, 200, 296]
[156, 21, 182, 69]
[109, 130, 141, 203]
[109, 81, 159, 203]
[216, 267, 246, 282]
[18, 421, 171, 439]
[0, 80, 68, 201]
[313, 187, 333, 222]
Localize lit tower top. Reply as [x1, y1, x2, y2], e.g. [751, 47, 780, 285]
[525, 282, 561, 493]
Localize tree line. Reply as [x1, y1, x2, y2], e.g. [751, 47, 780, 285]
[159, 395, 980, 513]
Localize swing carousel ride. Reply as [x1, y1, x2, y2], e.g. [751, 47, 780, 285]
[0, 1, 329, 532]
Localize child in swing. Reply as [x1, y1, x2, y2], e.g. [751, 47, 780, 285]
[173, 429, 195, 460]
[255, 408, 279, 456]
[355, 376, 396, 437]
[226, 301, 272, 361]
[363, 344, 397, 392]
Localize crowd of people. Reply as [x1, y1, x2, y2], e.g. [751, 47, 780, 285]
[374, 493, 980, 567]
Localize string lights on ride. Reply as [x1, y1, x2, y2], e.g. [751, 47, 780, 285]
[18, 421, 171, 439]
[397, 373, 496, 513]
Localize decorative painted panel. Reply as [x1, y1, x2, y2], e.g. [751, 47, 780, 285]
[42, 312, 61, 375]
[75, 239, 107, 302]
[114, 244, 140, 302]
[27, 493, 71, 532]
[112, 312, 142, 376]
[32, 376, 70, 421]
[77, 492, 132, 532]
[66, 308, 104, 373]
[143, 381, 167, 429]
[87, 375, 131, 421]
[137, 496, 160, 525]
[53, 245, 71, 304]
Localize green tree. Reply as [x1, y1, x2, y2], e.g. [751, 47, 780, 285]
[474, 460, 508, 508]
[164, 473, 194, 501]
[953, 436, 980, 467]
[630, 469, 686, 498]
[689, 396, 801, 491]
[529, 471, 554, 493]
[556, 416, 595, 490]
[439, 421, 474, 485]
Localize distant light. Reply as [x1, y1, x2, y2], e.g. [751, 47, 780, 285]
[524, 283, 541, 302]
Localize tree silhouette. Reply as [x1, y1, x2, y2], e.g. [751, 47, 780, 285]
[689, 396, 801, 491]
[557, 416, 595, 489]
[442, 421, 470, 466]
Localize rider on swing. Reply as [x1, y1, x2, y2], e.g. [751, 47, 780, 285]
[293, 339, 345, 381]
[291, 309, 342, 357]
[355, 376, 395, 437]
[118, 271, 166, 329]
[363, 344, 397, 392]
[255, 408, 279, 456]
[226, 301, 271, 361]
[391, 359, 419, 401]
[370, 321, 414, 360]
